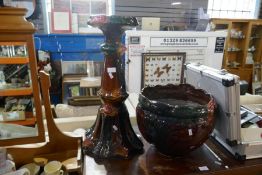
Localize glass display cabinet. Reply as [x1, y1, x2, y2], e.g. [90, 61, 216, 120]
[0, 7, 45, 146]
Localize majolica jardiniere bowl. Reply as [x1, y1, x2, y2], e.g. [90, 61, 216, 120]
[136, 84, 216, 156]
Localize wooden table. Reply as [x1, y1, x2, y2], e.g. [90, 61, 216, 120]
[83, 94, 262, 175]
[83, 133, 262, 175]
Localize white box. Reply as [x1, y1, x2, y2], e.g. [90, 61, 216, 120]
[141, 17, 160, 31]
[125, 30, 227, 94]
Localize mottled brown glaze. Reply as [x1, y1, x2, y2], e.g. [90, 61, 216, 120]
[82, 15, 143, 159]
[136, 84, 216, 156]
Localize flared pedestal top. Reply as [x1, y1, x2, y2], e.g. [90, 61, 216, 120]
[87, 15, 138, 27]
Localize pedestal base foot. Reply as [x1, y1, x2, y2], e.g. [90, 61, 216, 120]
[83, 104, 143, 159]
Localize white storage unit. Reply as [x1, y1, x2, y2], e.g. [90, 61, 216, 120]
[125, 30, 227, 93]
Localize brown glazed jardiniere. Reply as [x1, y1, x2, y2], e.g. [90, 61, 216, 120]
[136, 84, 216, 156]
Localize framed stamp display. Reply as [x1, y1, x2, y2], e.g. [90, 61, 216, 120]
[142, 52, 186, 88]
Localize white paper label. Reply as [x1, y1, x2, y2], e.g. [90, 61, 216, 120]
[113, 125, 118, 131]
[107, 67, 116, 79]
[198, 166, 209, 171]
[188, 129, 193, 136]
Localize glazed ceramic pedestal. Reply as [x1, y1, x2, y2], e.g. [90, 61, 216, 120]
[82, 16, 143, 159]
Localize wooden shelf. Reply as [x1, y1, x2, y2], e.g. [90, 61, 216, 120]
[0, 57, 29, 64]
[250, 37, 261, 40]
[230, 36, 245, 39]
[227, 50, 242, 52]
[0, 87, 32, 96]
[1, 112, 35, 126]
[0, 41, 26, 45]
[3, 117, 36, 126]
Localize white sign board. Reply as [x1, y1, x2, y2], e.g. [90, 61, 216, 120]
[150, 37, 208, 47]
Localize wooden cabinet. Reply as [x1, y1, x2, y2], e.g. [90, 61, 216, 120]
[0, 36, 36, 127]
[211, 19, 262, 92]
[248, 23, 262, 64]
[0, 7, 45, 146]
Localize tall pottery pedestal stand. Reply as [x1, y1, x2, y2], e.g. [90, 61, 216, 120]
[83, 16, 144, 158]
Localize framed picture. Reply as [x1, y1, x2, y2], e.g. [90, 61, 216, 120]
[51, 10, 72, 33]
[142, 52, 186, 88]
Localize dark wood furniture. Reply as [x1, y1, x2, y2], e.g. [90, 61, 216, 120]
[84, 134, 262, 175]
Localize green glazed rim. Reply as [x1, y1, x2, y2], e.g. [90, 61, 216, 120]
[138, 84, 215, 119]
[87, 15, 138, 27]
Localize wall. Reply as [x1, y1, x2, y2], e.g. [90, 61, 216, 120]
[34, 34, 104, 61]
[115, 0, 208, 30]
[33, 34, 104, 104]
[27, 0, 208, 32]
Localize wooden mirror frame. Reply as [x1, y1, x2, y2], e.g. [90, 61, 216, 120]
[0, 7, 45, 146]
